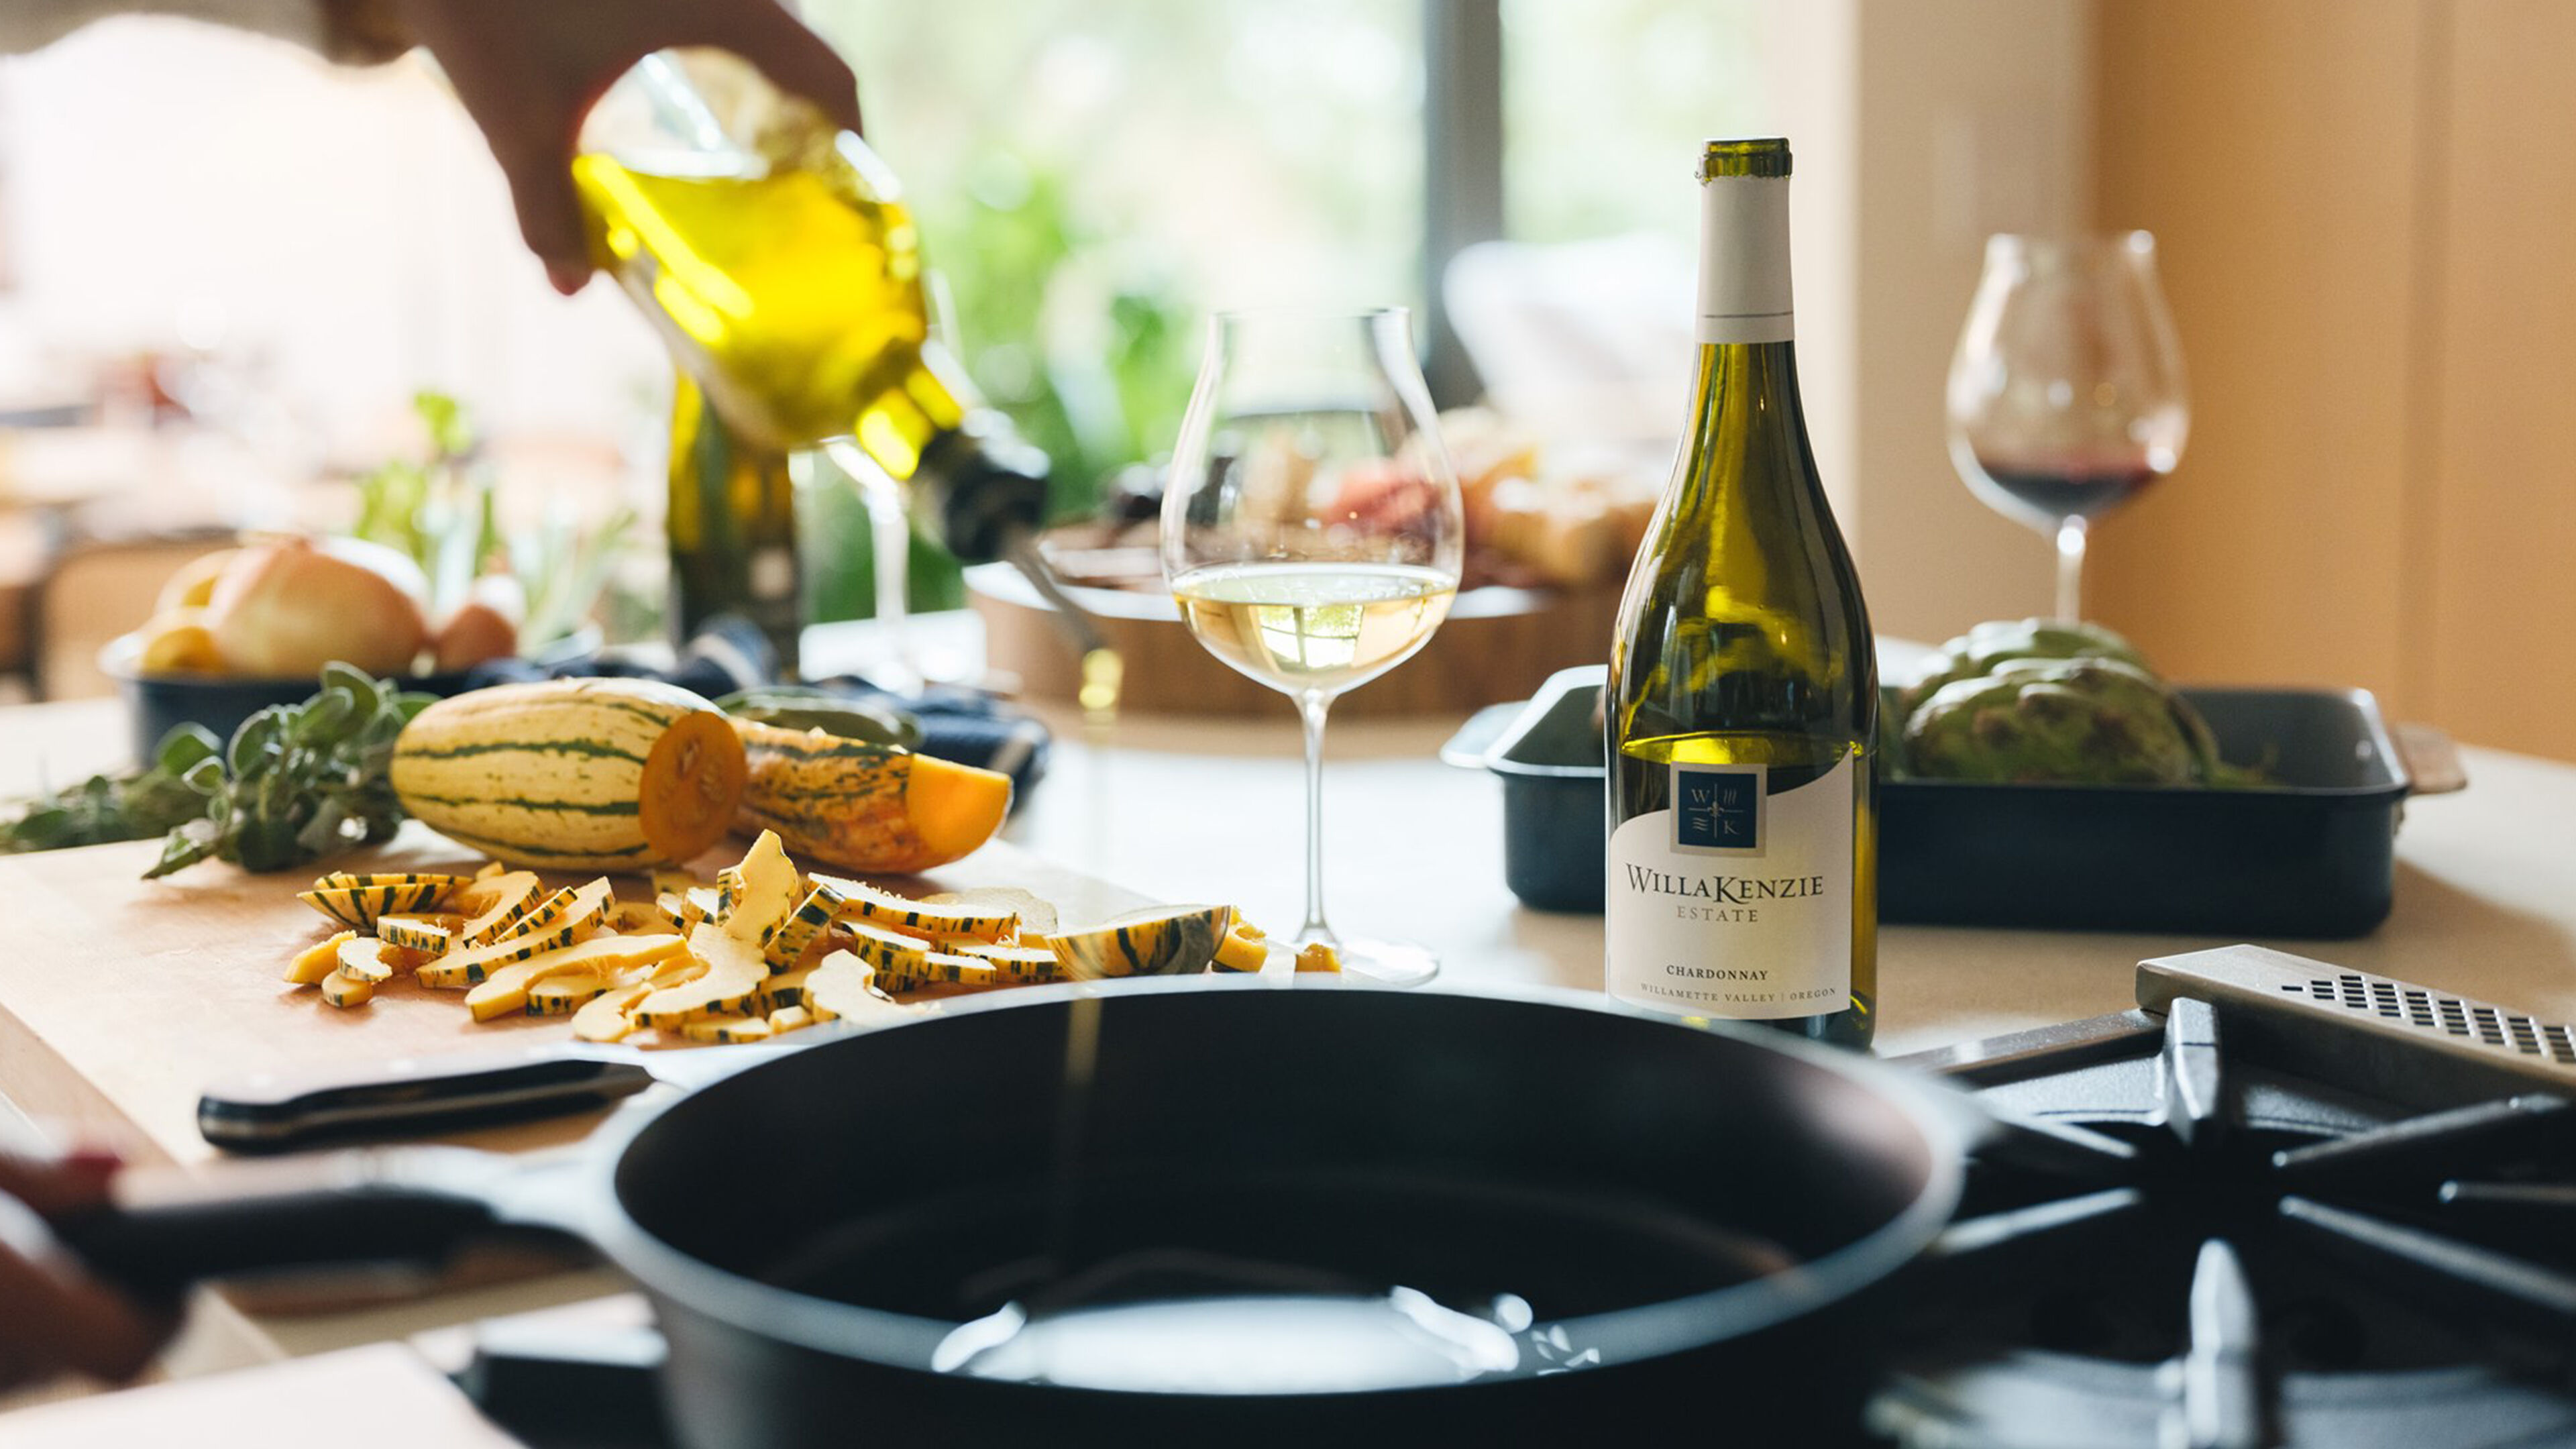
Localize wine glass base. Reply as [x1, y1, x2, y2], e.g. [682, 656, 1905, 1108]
[1332, 938, 1440, 989]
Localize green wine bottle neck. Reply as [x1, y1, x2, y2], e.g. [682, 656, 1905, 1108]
[1676, 138, 1823, 515]
[1677, 340, 1817, 508]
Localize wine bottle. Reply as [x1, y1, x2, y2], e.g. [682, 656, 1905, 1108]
[1603, 138, 1878, 1048]
[576, 52, 1049, 565]
[665, 370, 802, 674]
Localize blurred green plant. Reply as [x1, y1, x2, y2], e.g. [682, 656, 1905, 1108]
[800, 148, 1194, 622]
[352, 390, 637, 647]
[932, 149, 1196, 519]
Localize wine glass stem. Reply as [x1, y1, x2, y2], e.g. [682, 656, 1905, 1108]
[2055, 515, 2089, 622]
[1295, 688, 1336, 947]
[863, 472, 914, 678]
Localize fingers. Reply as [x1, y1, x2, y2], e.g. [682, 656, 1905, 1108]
[0, 1191, 174, 1387]
[0, 1146, 118, 1218]
[721, 1, 865, 136]
[496, 134, 598, 296]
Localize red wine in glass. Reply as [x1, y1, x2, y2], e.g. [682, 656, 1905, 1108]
[1967, 450, 2163, 526]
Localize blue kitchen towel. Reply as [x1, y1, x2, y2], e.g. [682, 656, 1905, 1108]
[467, 617, 1050, 807]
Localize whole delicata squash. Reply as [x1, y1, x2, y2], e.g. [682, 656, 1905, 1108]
[390, 678, 747, 870]
[731, 721, 1010, 875]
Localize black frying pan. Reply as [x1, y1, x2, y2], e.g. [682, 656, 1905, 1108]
[64, 980, 1971, 1446]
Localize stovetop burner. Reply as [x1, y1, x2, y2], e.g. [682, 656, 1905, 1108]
[1876, 946, 2576, 1449]
[449, 946, 2576, 1449]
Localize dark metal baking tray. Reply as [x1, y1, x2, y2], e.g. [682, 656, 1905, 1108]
[1441, 665, 2463, 936]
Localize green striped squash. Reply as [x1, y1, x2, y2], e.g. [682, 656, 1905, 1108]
[390, 678, 746, 871]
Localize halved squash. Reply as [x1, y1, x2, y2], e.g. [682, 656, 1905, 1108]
[733, 723, 1011, 875]
[390, 678, 747, 870]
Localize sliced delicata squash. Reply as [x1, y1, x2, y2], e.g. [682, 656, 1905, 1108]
[285, 930, 359, 986]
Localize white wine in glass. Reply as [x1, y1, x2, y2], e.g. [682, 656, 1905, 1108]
[1163, 309, 1464, 987]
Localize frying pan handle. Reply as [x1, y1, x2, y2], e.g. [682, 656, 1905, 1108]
[198, 1046, 657, 1152]
[2393, 722, 2469, 796]
[56, 1146, 537, 1298]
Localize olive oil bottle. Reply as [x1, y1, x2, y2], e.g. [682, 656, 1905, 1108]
[1603, 139, 1878, 1049]
[578, 52, 1049, 578]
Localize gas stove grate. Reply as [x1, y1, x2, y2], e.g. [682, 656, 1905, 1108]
[1874, 947, 2576, 1449]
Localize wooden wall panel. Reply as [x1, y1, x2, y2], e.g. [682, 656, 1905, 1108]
[2423, 0, 2576, 759]
[2089, 1, 2425, 705]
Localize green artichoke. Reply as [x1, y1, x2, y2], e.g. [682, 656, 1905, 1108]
[1898, 618, 2150, 724]
[1900, 656, 2222, 786]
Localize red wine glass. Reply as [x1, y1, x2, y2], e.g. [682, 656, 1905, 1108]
[1945, 232, 2188, 621]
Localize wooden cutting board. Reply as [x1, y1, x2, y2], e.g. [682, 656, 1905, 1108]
[0, 823, 1148, 1171]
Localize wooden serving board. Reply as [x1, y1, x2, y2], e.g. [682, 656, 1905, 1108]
[0, 822, 1148, 1171]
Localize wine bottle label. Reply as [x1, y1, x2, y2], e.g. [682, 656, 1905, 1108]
[1604, 752, 1853, 1020]
[1697, 175, 1794, 345]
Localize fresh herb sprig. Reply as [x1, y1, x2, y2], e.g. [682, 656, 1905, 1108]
[144, 663, 432, 878]
[0, 730, 222, 855]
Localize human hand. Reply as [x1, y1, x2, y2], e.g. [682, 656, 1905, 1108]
[0, 1147, 175, 1389]
[383, 0, 864, 294]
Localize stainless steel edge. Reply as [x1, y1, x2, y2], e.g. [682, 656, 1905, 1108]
[2139, 944, 2576, 1104]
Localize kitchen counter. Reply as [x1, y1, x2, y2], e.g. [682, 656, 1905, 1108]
[4, 614, 2569, 1058]
[2, 612, 2571, 1436]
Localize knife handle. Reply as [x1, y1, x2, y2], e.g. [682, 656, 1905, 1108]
[199, 1047, 657, 1153]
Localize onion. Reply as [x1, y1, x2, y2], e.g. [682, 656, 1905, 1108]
[432, 574, 525, 673]
[204, 536, 429, 679]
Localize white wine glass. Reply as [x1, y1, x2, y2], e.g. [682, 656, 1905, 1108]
[1945, 231, 2189, 621]
[1161, 309, 1464, 987]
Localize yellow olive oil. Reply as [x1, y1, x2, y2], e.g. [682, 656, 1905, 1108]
[575, 150, 967, 470]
